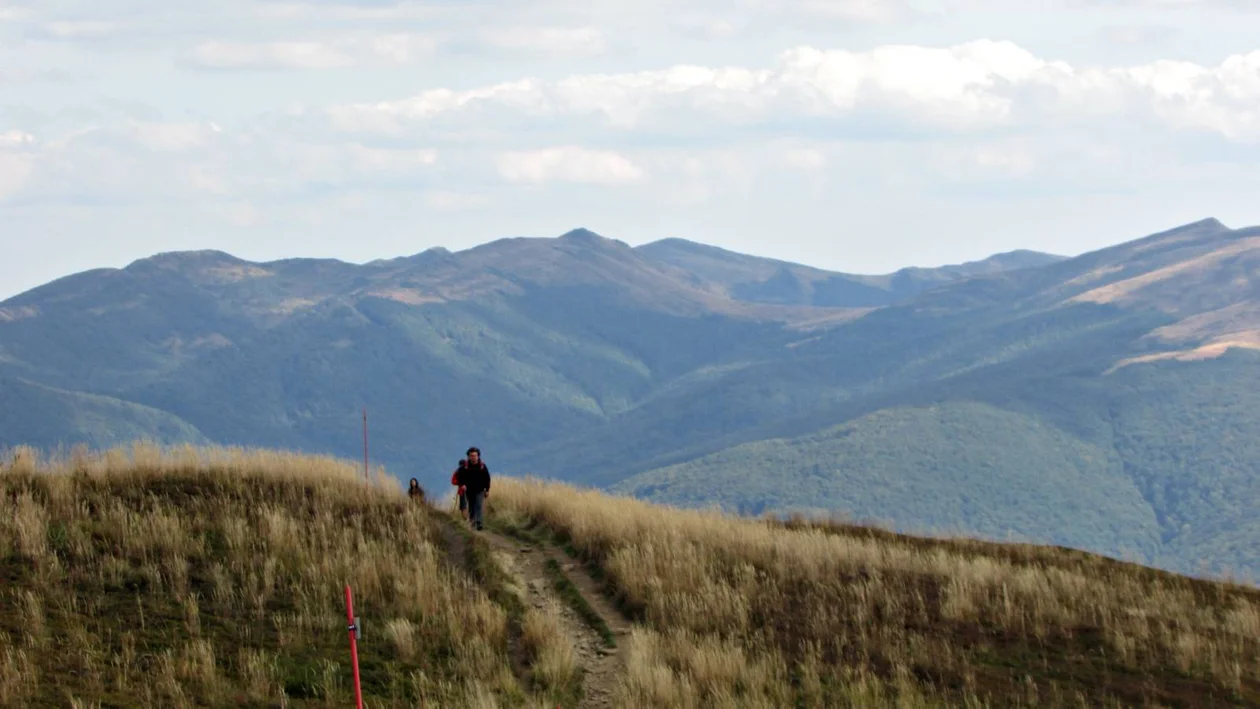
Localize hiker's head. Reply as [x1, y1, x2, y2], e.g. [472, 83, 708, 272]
[466, 447, 481, 465]
[459, 458, 467, 468]
[408, 477, 419, 489]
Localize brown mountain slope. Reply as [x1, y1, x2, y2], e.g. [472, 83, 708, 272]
[897, 218, 1260, 370]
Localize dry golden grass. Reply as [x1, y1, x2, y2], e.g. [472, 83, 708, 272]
[0, 443, 540, 708]
[11, 441, 1259, 707]
[489, 477, 1260, 708]
[520, 602, 579, 693]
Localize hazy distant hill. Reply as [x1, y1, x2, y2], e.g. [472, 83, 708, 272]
[3, 218, 1260, 578]
[636, 237, 1064, 307]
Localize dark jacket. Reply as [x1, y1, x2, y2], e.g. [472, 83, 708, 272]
[459, 462, 491, 495]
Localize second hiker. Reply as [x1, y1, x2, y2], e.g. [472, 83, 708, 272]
[407, 477, 426, 502]
[451, 458, 468, 520]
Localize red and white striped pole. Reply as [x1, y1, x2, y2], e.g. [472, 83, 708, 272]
[344, 584, 364, 709]
[362, 408, 369, 483]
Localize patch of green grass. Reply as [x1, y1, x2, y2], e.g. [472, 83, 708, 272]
[494, 515, 639, 624]
[543, 558, 615, 649]
[487, 515, 547, 547]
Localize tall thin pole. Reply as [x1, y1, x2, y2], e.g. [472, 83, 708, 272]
[362, 408, 369, 483]
[344, 584, 364, 709]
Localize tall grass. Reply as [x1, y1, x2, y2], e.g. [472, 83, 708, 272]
[489, 477, 1260, 708]
[0, 443, 533, 707]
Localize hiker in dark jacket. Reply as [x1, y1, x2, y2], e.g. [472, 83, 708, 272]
[460, 447, 491, 531]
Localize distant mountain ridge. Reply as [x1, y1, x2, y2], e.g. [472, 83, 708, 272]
[635, 237, 1065, 308]
[4, 218, 1260, 579]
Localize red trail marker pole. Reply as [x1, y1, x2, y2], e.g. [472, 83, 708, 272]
[344, 584, 364, 709]
[362, 408, 369, 483]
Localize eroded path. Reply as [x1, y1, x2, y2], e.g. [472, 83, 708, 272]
[480, 527, 631, 709]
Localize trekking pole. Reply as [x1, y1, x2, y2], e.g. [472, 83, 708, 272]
[362, 408, 369, 483]
[344, 584, 364, 709]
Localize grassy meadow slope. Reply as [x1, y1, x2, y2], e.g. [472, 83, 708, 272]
[0, 445, 548, 708]
[490, 477, 1260, 708]
[4, 446, 1259, 708]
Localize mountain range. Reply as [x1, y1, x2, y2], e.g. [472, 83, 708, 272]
[3, 218, 1259, 579]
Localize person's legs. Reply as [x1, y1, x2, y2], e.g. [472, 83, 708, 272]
[468, 491, 485, 530]
[458, 491, 468, 519]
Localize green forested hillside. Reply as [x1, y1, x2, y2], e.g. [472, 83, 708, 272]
[618, 351, 1260, 577]
[0, 377, 209, 450]
[617, 401, 1159, 558]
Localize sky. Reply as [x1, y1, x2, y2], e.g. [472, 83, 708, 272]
[1, 0, 1259, 299]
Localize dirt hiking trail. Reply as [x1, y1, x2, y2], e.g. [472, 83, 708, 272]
[482, 527, 632, 709]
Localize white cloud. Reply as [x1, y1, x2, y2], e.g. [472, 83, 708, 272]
[971, 145, 1038, 176]
[0, 6, 29, 22]
[479, 26, 605, 54]
[784, 148, 827, 169]
[497, 146, 645, 184]
[423, 190, 491, 210]
[189, 34, 436, 69]
[323, 40, 1260, 143]
[1070, 0, 1256, 7]
[753, 0, 912, 20]
[1099, 24, 1177, 45]
[0, 131, 36, 200]
[249, 1, 446, 23]
[0, 155, 34, 199]
[6, 37, 1260, 213]
[0, 131, 36, 147]
[1120, 53, 1260, 140]
[0, 120, 445, 206]
[41, 19, 127, 39]
[127, 121, 222, 151]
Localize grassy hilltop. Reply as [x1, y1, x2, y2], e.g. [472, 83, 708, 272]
[0, 445, 542, 708]
[3, 445, 1260, 707]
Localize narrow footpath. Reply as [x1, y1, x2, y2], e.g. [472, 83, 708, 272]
[479, 528, 631, 709]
